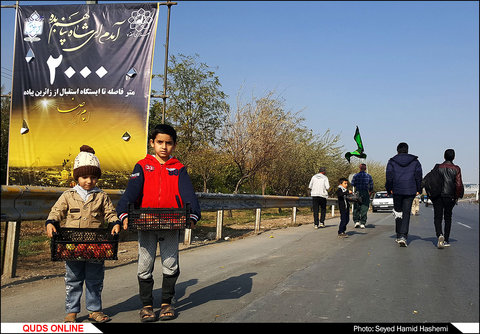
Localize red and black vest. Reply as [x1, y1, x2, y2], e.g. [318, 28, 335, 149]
[137, 154, 184, 209]
[116, 154, 201, 224]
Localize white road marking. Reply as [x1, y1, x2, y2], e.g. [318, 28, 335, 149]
[456, 222, 471, 229]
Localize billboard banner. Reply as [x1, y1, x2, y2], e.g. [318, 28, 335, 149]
[8, 3, 159, 188]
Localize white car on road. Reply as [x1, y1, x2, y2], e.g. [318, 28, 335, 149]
[372, 191, 394, 212]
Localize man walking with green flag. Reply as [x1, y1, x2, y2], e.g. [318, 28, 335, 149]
[351, 163, 374, 228]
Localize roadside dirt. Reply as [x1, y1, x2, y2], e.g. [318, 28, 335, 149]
[1, 214, 317, 288]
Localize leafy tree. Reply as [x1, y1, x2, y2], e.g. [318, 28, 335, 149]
[151, 53, 229, 167]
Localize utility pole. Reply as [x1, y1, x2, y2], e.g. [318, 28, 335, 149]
[159, 2, 176, 123]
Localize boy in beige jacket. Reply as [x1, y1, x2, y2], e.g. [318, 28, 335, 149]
[46, 145, 120, 323]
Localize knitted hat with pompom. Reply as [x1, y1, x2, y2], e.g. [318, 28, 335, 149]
[73, 145, 101, 180]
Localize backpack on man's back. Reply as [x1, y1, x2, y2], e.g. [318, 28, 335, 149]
[422, 164, 443, 198]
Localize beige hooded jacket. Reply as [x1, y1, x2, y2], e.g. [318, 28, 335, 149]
[47, 188, 118, 228]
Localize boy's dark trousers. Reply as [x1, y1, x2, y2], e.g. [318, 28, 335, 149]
[393, 194, 415, 239]
[312, 197, 327, 226]
[432, 196, 456, 242]
[137, 230, 180, 306]
[338, 209, 349, 234]
[139, 271, 179, 306]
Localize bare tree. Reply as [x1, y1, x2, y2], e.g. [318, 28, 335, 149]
[221, 91, 298, 194]
[263, 128, 348, 196]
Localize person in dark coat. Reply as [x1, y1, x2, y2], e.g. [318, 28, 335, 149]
[351, 163, 374, 229]
[336, 178, 352, 238]
[385, 142, 423, 247]
[430, 149, 464, 248]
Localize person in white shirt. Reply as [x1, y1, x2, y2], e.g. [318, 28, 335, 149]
[308, 167, 330, 228]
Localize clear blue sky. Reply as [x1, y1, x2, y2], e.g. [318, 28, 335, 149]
[2, 1, 479, 183]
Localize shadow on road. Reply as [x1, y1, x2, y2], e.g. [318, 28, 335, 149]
[388, 234, 457, 247]
[86, 278, 198, 321]
[82, 272, 256, 321]
[175, 272, 257, 314]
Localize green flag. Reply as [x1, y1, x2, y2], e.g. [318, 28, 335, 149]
[345, 126, 367, 162]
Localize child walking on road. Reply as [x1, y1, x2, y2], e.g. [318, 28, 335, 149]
[45, 145, 121, 323]
[116, 124, 201, 322]
[336, 178, 352, 238]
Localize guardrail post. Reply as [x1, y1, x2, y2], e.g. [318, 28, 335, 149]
[291, 207, 297, 225]
[183, 228, 192, 246]
[254, 208, 261, 233]
[216, 210, 224, 240]
[2, 220, 21, 278]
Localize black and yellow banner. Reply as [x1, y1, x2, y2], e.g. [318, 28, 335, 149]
[8, 3, 159, 188]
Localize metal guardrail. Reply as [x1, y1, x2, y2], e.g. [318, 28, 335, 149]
[1, 185, 337, 278]
[1, 185, 335, 221]
[1, 185, 124, 222]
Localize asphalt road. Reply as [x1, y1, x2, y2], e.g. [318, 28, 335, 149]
[1, 201, 478, 324]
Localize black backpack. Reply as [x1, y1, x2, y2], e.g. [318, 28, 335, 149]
[422, 164, 443, 198]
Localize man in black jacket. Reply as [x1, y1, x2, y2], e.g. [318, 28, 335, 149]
[431, 149, 464, 249]
[386, 142, 423, 247]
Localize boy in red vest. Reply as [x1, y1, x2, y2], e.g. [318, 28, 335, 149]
[116, 124, 201, 322]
